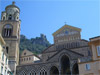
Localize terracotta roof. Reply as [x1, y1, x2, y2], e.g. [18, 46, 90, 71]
[89, 36, 100, 40]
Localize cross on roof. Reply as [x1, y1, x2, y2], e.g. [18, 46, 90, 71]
[12, 1, 15, 5]
[64, 21, 67, 25]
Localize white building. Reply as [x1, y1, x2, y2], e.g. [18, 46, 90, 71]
[0, 34, 11, 75]
[19, 50, 40, 65]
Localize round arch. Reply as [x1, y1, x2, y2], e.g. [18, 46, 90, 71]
[50, 66, 59, 75]
[59, 52, 71, 62]
[2, 24, 13, 37]
[20, 70, 26, 75]
[39, 68, 47, 75]
[72, 63, 79, 75]
[29, 69, 36, 75]
[60, 54, 71, 75]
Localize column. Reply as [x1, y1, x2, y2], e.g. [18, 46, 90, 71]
[70, 65, 73, 75]
[59, 64, 61, 75]
[59, 70, 61, 75]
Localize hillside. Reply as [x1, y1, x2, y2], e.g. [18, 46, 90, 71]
[20, 34, 51, 54]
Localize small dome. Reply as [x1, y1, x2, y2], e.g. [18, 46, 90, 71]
[5, 1, 20, 11]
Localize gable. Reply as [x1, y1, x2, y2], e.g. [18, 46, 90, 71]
[21, 50, 33, 57]
[47, 48, 83, 62]
[53, 25, 81, 37]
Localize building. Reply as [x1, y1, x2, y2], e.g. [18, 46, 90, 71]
[16, 25, 91, 75]
[19, 50, 40, 65]
[0, 2, 20, 75]
[1, 2, 98, 75]
[78, 36, 100, 75]
[0, 34, 11, 75]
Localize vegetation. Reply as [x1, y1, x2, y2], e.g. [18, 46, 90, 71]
[20, 34, 51, 54]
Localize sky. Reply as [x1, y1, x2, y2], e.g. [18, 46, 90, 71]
[0, 0, 100, 44]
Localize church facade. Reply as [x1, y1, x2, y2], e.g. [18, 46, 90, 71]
[16, 25, 91, 75]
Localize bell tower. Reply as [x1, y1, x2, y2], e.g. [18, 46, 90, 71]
[0, 2, 20, 74]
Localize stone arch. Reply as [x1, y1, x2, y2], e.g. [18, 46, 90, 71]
[50, 66, 59, 75]
[3, 24, 13, 37]
[59, 53, 71, 75]
[3, 16, 5, 20]
[39, 67, 47, 75]
[28, 69, 36, 75]
[19, 70, 26, 75]
[72, 63, 79, 75]
[59, 52, 71, 62]
[61, 55, 71, 74]
[8, 14, 12, 20]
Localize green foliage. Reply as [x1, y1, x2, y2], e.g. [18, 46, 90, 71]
[20, 34, 51, 54]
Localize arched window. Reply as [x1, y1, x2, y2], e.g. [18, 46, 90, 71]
[3, 24, 12, 37]
[8, 14, 12, 20]
[6, 46, 9, 54]
[3, 17, 5, 20]
[88, 50, 91, 56]
[17, 17, 19, 20]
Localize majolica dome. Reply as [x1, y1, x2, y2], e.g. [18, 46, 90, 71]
[5, 1, 20, 12]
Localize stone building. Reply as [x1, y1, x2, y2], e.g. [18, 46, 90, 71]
[0, 2, 20, 75]
[16, 25, 92, 75]
[78, 36, 100, 75]
[0, 2, 93, 75]
[19, 50, 40, 65]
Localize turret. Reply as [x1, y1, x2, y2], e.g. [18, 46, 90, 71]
[1, 1, 20, 21]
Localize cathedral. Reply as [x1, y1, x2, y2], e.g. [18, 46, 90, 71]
[0, 2, 92, 75]
[16, 24, 91, 75]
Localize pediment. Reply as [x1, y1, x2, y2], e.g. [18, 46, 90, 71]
[53, 25, 81, 37]
[21, 50, 33, 57]
[47, 49, 83, 62]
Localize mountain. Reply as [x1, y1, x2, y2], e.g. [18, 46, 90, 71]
[19, 34, 51, 54]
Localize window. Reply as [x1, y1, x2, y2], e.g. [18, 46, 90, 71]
[5, 70, 6, 75]
[17, 17, 19, 19]
[2, 52, 4, 61]
[6, 57, 7, 65]
[97, 46, 100, 56]
[3, 17, 5, 20]
[24, 52, 26, 55]
[88, 51, 91, 56]
[22, 59, 23, 61]
[3, 24, 12, 37]
[27, 58, 28, 60]
[6, 46, 9, 54]
[1, 66, 3, 74]
[29, 57, 31, 60]
[8, 14, 12, 20]
[85, 64, 90, 70]
[24, 58, 25, 61]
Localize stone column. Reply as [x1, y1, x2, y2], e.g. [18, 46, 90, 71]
[59, 64, 61, 75]
[48, 71, 50, 75]
[59, 70, 61, 75]
[70, 61, 73, 75]
[70, 67, 72, 75]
